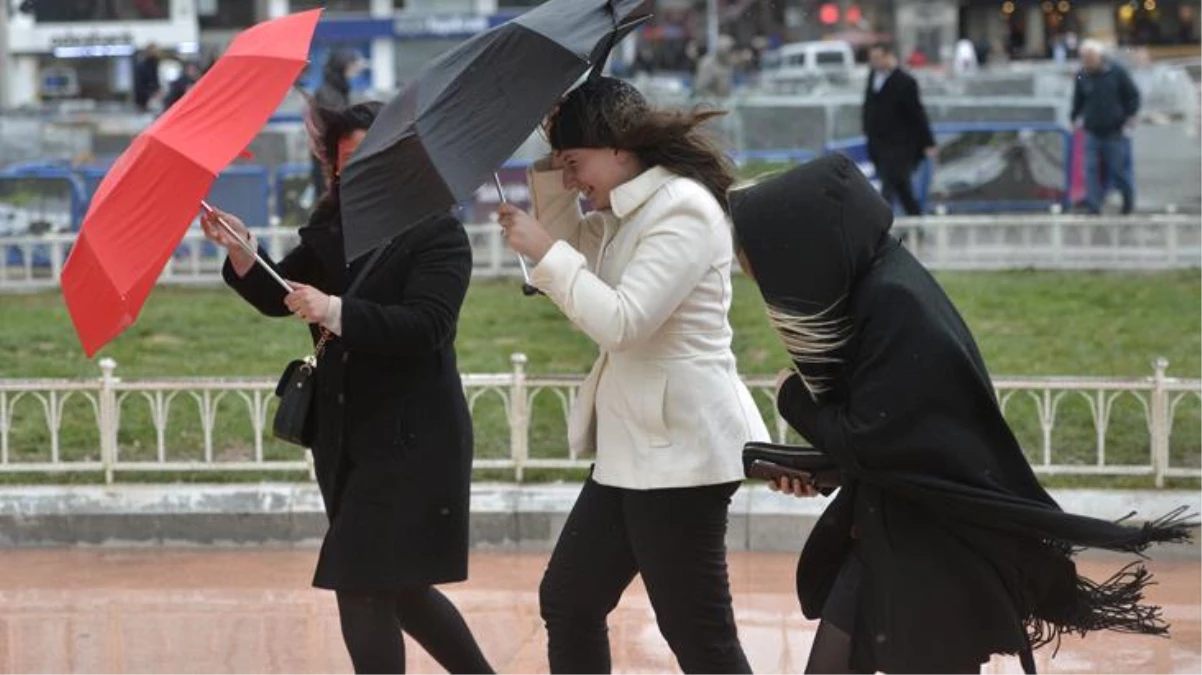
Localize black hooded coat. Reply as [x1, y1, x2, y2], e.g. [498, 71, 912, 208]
[731, 154, 1192, 673]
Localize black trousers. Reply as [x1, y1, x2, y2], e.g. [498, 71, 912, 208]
[874, 149, 923, 216]
[539, 477, 750, 674]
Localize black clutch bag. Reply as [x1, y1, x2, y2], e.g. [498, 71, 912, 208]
[272, 333, 330, 447]
[743, 441, 842, 493]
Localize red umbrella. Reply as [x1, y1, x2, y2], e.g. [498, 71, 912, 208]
[61, 9, 322, 357]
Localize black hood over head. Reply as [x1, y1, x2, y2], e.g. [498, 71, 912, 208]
[730, 153, 894, 395]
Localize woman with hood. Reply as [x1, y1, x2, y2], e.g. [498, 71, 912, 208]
[730, 153, 1193, 674]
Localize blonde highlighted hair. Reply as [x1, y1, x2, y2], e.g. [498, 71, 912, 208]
[764, 299, 852, 399]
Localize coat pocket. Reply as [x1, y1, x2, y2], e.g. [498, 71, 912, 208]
[633, 369, 672, 448]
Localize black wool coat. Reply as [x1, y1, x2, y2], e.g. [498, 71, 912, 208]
[224, 210, 474, 590]
[862, 68, 936, 167]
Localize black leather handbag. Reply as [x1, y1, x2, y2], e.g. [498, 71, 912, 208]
[742, 441, 842, 494]
[271, 244, 388, 447]
[272, 330, 332, 447]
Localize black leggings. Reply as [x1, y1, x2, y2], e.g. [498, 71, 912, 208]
[335, 586, 494, 674]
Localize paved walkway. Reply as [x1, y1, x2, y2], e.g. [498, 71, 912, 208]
[0, 550, 1196, 673]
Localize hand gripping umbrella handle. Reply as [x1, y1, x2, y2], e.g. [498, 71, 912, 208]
[493, 174, 543, 297]
[200, 200, 292, 293]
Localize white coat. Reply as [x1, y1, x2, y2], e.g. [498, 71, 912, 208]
[528, 162, 770, 490]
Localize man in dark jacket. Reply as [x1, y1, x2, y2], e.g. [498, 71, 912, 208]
[162, 60, 202, 112]
[133, 44, 162, 112]
[1071, 39, 1140, 215]
[862, 41, 936, 216]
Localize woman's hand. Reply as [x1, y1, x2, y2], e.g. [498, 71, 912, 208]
[497, 202, 554, 262]
[767, 475, 818, 498]
[200, 207, 250, 252]
[201, 207, 256, 274]
[284, 282, 332, 324]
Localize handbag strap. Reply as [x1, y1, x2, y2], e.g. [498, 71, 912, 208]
[312, 242, 392, 359]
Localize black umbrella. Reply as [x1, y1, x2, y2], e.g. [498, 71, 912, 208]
[340, 0, 650, 270]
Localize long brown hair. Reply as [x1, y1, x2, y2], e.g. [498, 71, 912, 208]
[548, 77, 735, 213]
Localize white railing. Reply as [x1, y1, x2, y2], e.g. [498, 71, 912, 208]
[1, 212, 1199, 292]
[0, 355, 1197, 487]
[897, 213, 1202, 270]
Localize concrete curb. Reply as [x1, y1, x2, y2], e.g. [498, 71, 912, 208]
[1, 484, 1198, 554]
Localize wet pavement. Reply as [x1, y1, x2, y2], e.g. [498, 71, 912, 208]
[0, 549, 1196, 673]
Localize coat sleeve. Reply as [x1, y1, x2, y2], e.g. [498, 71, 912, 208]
[223, 241, 320, 317]
[528, 159, 605, 268]
[338, 222, 472, 358]
[904, 76, 936, 150]
[1118, 67, 1141, 122]
[861, 75, 873, 138]
[1070, 74, 1085, 122]
[530, 192, 716, 353]
[775, 284, 927, 468]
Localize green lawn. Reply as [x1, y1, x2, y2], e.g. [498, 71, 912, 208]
[0, 270, 1199, 487]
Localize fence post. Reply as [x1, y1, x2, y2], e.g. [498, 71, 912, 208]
[50, 235, 65, 285]
[1165, 212, 1179, 267]
[1150, 357, 1170, 488]
[935, 217, 950, 267]
[509, 353, 529, 482]
[98, 358, 119, 485]
[1050, 209, 1064, 266]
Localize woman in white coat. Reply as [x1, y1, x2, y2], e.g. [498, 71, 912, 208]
[497, 77, 769, 674]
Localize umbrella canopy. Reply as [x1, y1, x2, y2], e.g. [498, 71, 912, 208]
[61, 10, 321, 357]
[339, 0, 649, 261]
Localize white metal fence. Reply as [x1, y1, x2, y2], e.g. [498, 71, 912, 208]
[0, 355, 1197, 487]
[0, 213, 1198, 292]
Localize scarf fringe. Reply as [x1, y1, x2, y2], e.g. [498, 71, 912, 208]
[1025, 508, 1196, 654]
[1125, 506, 1197, 553]
[1026, 561, 1167, 654]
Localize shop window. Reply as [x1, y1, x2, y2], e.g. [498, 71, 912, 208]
[31, 0, 171, 22]
[1117, 0, 1201, 45]
[291, 0, 372, 12]
[197, 0, 256, 29]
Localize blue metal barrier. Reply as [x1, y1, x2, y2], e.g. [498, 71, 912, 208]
[207, 165, 271, 227]
[0, 165, 88, 227]
[731, 148, 817, 166]
[275, 162, 315, 227]
[825, 122, 1075, 214]
[0, 166, 88, 267]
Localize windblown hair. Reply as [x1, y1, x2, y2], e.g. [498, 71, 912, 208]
[547, 77, 736, 214]
[764, 300, 852, 398]
[301, 94, 382, 224]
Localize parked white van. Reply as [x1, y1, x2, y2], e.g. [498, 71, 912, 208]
[759, 40, 856, 88]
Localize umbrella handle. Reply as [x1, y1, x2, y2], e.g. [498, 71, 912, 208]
[200, 200, 293, 293]
[494, 173, 545, 297]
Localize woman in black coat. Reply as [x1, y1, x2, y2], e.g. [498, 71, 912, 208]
[201, 102, 493, 674]
[730, 154, 1192, 674]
